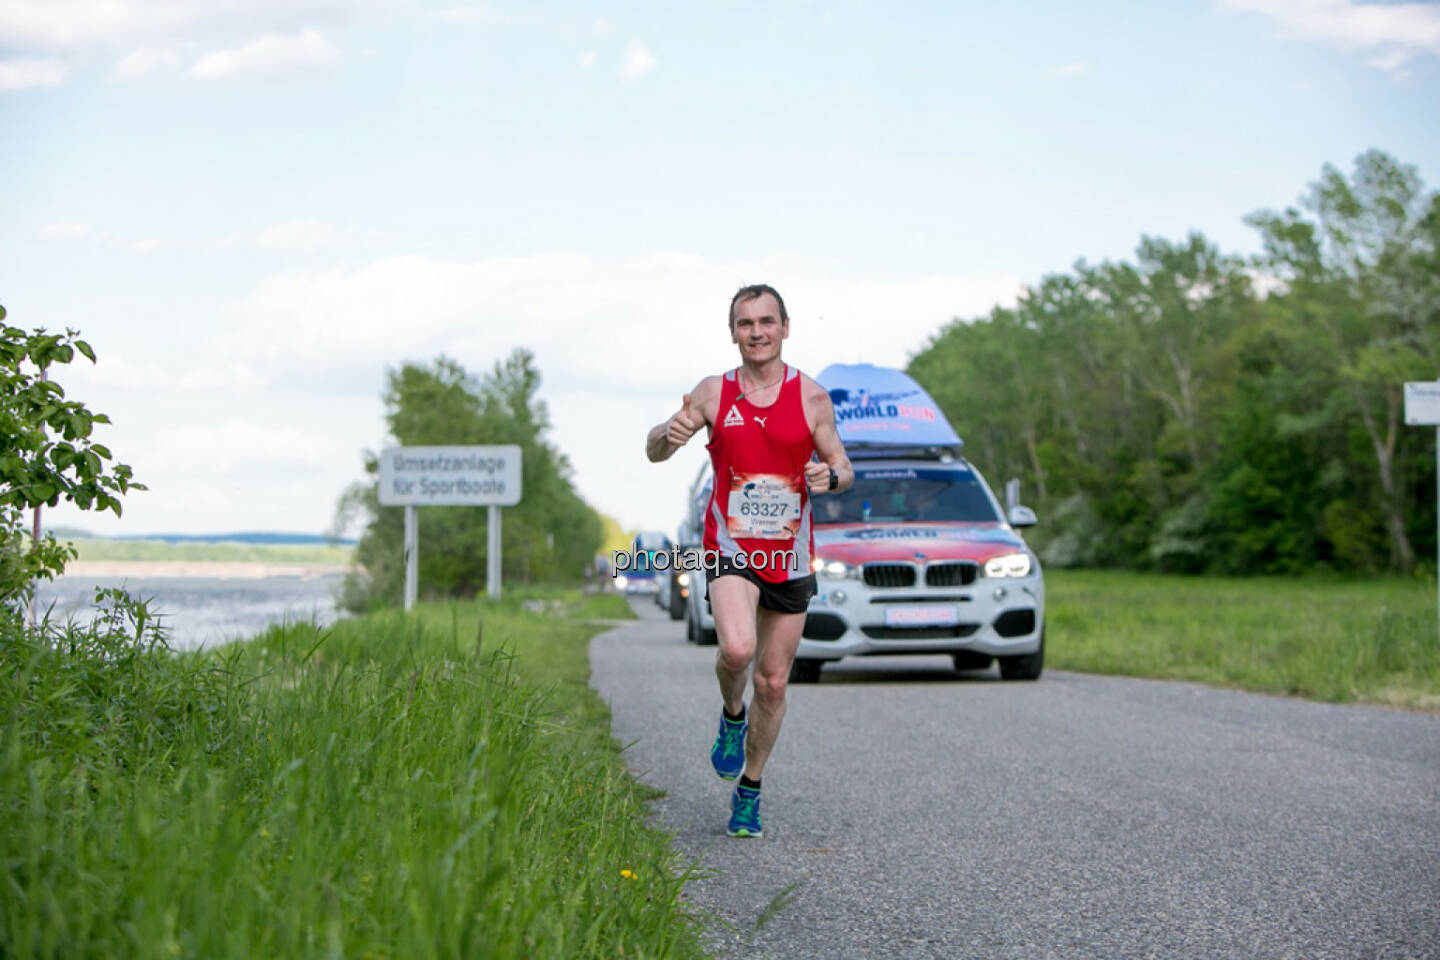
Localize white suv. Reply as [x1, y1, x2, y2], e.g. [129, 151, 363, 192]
[793, 452, 1044, 682]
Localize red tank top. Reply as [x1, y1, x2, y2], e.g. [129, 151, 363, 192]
[703, 365, 816, 583]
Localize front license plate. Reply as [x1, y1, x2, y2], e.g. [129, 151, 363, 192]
[883, 605, 959, 627]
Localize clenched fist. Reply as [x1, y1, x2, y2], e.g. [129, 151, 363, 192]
[667, 394, 701, 448]
[805, 459, 832, 494]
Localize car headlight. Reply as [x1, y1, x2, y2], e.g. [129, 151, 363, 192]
[983, 553, 1032, 578]
[614, 574, 629, 589]
[811, 558, 857, 579]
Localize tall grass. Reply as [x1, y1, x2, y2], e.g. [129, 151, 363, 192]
[1047, 570, 1440, 710]
[1, 589, 706, 959]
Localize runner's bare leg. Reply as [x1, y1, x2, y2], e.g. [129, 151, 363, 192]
[742, 606, 805, 781]
[710, 576, 760, 716]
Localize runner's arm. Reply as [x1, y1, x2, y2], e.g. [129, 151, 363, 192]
[804, 384, 853, 494]
[646, 378, 713, 462]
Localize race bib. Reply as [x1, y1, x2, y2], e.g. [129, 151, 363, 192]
[726, 472, 802, 540]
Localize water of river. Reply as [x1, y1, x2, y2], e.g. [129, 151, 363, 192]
[34, 574, 347, 651]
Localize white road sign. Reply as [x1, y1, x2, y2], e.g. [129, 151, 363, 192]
[1404, 382, 1440, 426]
[1405, 381, 1440, 644]
[378, 445, 522, 506]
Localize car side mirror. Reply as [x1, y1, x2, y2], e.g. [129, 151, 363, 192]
[1008, 505, 1037, 528]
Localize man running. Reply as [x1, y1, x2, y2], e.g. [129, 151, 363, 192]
[645, 283, 852, 838]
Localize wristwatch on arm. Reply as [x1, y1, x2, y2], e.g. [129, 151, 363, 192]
[827, 468, 838, 492]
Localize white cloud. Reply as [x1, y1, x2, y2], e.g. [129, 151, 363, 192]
[156, 419, 344, 471]
[253, 219, 342, 254]
[214, 251, 1019, 394]
[0, 56, 68, 90]
[0, 0, 165, 50]
[191, 28, 340, 78]
[116, 47, 181, 79]
[1, 1, 394, 86]
[241, 218, 386, 254]
[175, 363, 268, 392]
[618, 38, 655, 81]
[0, 1, 389, 52]
[43, 386, 378, 536]
[1045, 60, 1092, 78]
[58, 353, 169, 392]
[202, 251, 1020, 534]
[431, 5, 516, 24]
[1218, 0, 1440, 73]
[1364, 47, 1415, 72]
[36, 223, 168, 254]
[579, 50, 598, 69]
[58, 351, 267, 395]
[593, 18, 614, 38]
[38, 221, 92, 239]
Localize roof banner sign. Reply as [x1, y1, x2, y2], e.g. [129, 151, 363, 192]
[816, 363, 962, 449]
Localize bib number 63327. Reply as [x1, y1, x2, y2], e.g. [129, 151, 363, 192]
[726, 472, 802, 540]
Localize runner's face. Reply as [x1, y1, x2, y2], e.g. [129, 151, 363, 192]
[730, 293, 788, 364]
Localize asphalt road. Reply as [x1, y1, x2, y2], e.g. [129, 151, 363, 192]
[590, 598, 1440, 960]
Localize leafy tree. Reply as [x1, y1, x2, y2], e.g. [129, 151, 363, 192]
[907, 150, 1437, 576]
[337, 349, 603, 610]
[0, 304, 144, 604]
[1247, 150, 1440, 572]
[911, 306, 1036, 494]
[1085, 234, 1250, 475]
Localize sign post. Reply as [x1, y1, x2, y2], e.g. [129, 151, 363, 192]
[488, 505, 501, 597]
[1404, 382, 1440, 642]
[378, 445, 523, 610]
[403, 505, 418, 610]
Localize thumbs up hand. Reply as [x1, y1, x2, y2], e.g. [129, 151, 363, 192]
[667, 394, 701, 447]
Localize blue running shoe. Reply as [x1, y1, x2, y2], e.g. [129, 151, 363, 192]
[710, 707, 747, 780]
[727, 784, 762, 838]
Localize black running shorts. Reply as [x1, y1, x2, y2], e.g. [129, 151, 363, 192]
[705, 554, 816, 614]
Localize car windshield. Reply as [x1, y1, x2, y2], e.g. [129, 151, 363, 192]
[813, 467, 999, 524]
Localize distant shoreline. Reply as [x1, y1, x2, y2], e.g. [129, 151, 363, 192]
[60, 561, 352, 580]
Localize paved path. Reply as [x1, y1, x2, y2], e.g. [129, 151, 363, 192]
[590, 599, 1440, 960]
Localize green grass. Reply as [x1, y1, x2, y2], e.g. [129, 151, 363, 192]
[67, 538, 354, 565]
[1047, 570, 1440, 711]
[565, 590, 641, 621]
[0, 587, 709, 959]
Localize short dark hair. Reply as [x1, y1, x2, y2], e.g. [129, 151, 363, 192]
[728, 284, 789, 331]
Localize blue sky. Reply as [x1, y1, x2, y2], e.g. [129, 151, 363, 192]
[2, 0, 1437, 540]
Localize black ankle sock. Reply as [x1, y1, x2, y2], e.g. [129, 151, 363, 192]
[739, 775, 761, 790]
[723, 704, 746, 722]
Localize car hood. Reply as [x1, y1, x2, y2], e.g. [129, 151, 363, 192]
[813, 522, 1027, 565]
